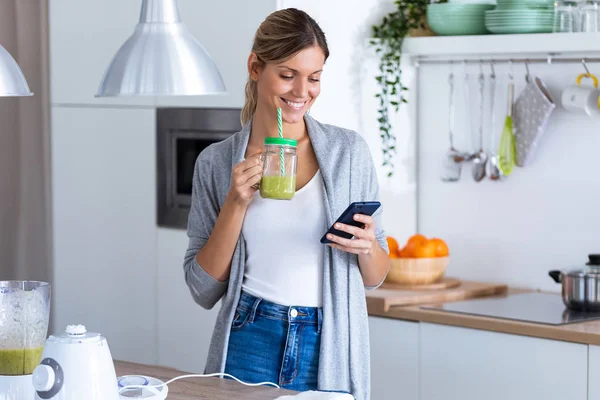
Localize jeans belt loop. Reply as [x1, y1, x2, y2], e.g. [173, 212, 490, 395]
[317, 308, 323, 334]
[248, 296, 262, 323]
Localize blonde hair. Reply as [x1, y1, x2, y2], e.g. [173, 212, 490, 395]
[240, 8, 329, 126]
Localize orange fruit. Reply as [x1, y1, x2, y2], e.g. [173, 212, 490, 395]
[398, 247, 412, 258]
[429, 238, 449, 257]
[414, 240, 437, 258]
[403, 234, 427, 257]
[386, 237, 399, 256]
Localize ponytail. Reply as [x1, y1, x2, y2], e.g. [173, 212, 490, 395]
[240, 78, 258, 126]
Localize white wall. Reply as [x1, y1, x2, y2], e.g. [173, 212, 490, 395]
[417, 61, 600, 292]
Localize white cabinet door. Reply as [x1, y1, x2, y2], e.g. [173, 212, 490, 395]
[50, 0, 154, 106]
[369, 317, 419, 400]
[154, 0, 276, 109]
[156, 228, 219, 373]
[51, 106, 157, 364]
[589, 345, 600, 399]
[420, 323, 587, 400]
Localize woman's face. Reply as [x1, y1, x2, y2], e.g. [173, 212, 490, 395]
[251, 45, 325, 125]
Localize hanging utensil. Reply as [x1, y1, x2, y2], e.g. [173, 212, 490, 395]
[471, 64, 487, 182]
[499, 64, 516, 176]
[486, 62, 502, 181]
[441, 66, 465, 182]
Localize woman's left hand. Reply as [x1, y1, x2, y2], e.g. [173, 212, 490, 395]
[326, 214, 377, 255]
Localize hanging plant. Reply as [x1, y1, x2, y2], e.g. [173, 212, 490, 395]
[370, 0, 441, 177]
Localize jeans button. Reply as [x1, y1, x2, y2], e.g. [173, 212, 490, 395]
[290, 308, 298, 318]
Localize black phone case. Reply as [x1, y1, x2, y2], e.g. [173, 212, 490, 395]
[320, 201, 381, 244]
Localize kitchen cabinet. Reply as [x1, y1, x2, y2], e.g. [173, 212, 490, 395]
[369, 317, 419, 400]
[51, 107, 157, 364]
[589, 345, 600, 399]
[157, 228, 220, 373]
[420, 322, 587, 400]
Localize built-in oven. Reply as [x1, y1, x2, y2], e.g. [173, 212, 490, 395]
[157, 107, 241, 229]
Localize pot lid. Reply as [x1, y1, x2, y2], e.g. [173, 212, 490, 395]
[564, 254, 600, 277]
[587, 254, 600, 266]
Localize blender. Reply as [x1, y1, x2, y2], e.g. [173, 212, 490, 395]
[0, 281, 50, 400]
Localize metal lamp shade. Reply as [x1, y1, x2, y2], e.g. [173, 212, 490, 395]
[0, 44, 32, 97]
[96, 0, 226, 97]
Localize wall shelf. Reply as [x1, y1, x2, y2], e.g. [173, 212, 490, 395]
[401, 32, 600, 62]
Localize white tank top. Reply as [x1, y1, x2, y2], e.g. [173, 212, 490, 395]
[241, 170, 326, 307]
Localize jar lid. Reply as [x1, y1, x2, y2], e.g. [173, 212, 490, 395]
[264, 137, 297, 147]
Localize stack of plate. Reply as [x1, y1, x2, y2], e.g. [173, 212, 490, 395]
[427, 2, 496, 36]
[485, 0, 555, 34]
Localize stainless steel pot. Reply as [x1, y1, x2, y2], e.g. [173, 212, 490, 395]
[549, 254, 600, 311]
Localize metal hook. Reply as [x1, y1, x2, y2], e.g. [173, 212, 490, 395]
[508, 59, 514, 81]
[490, 60, 496, 78]
[448, 61, 454, 85]
[582, 58, 591, 75]
[525, 60, 531, 83]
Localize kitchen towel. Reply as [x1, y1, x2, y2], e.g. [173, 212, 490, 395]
[512, 75, 556, 167]
[274, 391, 354, 400]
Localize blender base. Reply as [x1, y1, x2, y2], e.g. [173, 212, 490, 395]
[0, 374, 35, 400]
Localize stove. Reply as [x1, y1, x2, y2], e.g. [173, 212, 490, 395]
[421, 292, 600, 325]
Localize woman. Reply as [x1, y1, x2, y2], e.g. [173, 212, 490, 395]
[183, 8, 389, 400]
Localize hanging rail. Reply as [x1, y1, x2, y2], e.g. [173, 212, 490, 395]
[414, 55, 600, 67]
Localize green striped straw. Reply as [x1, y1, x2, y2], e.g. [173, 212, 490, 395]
[277, 107, 285, 176]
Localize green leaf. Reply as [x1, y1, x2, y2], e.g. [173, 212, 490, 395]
[371, 0, 421, 177]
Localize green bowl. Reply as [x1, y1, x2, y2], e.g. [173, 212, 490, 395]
[427, 4, 493, 35]
[496, 0, 554, 9]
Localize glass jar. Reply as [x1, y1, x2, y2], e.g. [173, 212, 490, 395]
[259, 137, 298, 200]
[579, 0, 600, 32]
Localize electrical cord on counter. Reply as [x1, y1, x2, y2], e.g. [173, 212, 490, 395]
[117, 372, 280, 395]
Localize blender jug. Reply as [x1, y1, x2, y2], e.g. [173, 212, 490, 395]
[0, 281, 51, 399]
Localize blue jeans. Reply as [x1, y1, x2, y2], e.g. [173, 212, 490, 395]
[224, 291, 322, 391]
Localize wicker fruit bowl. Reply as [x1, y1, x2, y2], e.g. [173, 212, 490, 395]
[385, 234, 450, 286]
[386, 256, 450, 285]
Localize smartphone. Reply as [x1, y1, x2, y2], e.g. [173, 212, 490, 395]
[320, 201, 381, 244]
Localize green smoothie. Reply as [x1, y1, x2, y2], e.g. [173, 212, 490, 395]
[260, 175, 296, 200]
[0, 347, 44, 375]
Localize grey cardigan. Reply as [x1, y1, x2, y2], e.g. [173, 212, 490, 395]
[183, 114, 389, 400]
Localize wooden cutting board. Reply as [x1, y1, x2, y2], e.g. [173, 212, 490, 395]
[366, 279, 508, 313]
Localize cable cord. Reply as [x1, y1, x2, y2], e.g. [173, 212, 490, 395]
[117, 372, 280, 395]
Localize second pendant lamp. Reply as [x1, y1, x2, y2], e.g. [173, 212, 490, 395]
[96, 0, 227, 97]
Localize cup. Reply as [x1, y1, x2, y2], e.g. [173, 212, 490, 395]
[561, 73, 600, 116]
[256, 137, 298, 200]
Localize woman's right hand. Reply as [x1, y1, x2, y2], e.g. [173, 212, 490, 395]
[226, 153, 263, 207]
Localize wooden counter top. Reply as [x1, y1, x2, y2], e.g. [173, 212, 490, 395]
[114, 361, 297, 400]
[367, 288, 600, 346]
